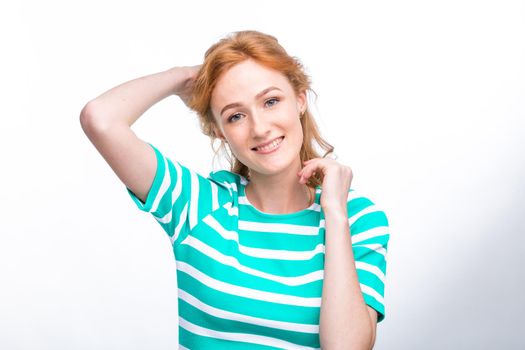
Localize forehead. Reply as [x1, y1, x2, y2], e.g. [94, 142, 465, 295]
[210, 59, 291, 112]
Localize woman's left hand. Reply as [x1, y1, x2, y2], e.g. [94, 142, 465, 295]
[297, 158, 353, 214]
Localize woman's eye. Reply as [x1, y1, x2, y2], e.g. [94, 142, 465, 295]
[228, 113, 242, 123]
[228, 98, 279, 123]
[265, 97, 279, 107]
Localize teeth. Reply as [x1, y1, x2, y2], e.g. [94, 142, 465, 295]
[255, 137, 283, 151]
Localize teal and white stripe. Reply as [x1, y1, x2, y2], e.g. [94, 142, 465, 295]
[127, 143, 390, 349]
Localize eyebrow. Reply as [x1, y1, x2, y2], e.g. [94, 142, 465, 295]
[220, 86, 283, 117]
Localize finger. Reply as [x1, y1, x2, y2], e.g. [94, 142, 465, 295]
[298, 162, 311, 175]
[303, 166, 317, 180]
[298, 166, 312, 183]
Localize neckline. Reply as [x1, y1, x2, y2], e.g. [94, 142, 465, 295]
[240, 176, 321, 219]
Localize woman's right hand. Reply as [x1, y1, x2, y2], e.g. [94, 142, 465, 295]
[173, 64, 201, 109]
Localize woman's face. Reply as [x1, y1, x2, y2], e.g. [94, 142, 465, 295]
[210, 59, 307, 178]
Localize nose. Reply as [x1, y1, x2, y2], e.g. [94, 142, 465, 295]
[249, 111, 272, 139]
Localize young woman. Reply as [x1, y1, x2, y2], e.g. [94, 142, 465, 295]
[80, 30, 390, 350]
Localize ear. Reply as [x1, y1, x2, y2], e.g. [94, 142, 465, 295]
[213, 124, 225, 141]
[296, 90, 307, 114]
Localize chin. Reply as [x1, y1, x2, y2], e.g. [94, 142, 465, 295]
[250, 156, 301, 177]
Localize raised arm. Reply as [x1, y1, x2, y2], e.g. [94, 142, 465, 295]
[79, 65, 200, 203]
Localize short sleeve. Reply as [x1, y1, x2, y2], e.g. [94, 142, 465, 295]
[126, 142, 231, 248]
[347, 189, 390, 323]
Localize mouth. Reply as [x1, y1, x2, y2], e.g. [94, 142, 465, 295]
[251, 136, 284, 154]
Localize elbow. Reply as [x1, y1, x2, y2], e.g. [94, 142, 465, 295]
[79, 101, 96, 128]
[79, 101, 109, 135]
[79, 99, 100, 123]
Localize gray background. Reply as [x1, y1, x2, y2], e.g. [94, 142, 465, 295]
[1, 0, 524, 349]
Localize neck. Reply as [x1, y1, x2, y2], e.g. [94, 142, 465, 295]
[245, 165, 314, 214]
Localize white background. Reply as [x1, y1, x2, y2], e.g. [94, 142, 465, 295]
[1, 1, 524, 349]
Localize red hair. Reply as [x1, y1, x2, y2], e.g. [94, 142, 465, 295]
[188, 30, 334, 188]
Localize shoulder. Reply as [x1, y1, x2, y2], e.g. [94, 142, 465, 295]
[347, 188, 383, 210]
[208, 169, 246, 195]
[346, 188, 389, 228]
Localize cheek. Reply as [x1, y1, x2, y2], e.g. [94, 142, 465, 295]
[293, 124, 305, 148]
[289, 119, 304, 138]
[223, 130, 245, 154]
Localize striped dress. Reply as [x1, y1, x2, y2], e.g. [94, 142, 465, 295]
[126, 143, 390, 350]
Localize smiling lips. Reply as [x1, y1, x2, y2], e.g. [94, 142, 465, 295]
[252, 136, 284, 153]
